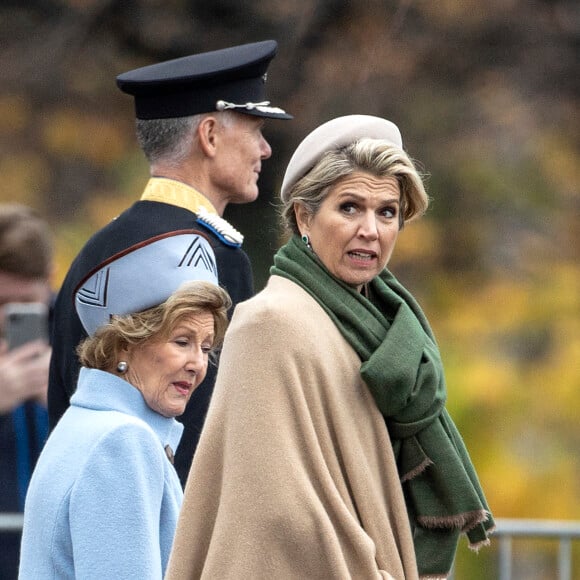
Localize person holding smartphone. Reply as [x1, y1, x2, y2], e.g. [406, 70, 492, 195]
[0, 203, 53, 580]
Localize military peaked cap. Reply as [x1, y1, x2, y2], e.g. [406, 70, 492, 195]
[116, 40, 292, 120]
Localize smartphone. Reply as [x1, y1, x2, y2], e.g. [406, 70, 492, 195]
[4, 302, 49, 350]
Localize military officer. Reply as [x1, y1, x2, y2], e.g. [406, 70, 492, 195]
[48, 40, 292, 485]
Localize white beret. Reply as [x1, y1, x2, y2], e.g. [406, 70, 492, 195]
[280, 115, 403, 202]
[75, 231, 218, 336]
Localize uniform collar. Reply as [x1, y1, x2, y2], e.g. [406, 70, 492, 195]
[140, 176, 245, 247]
[140, 177, 218, 215]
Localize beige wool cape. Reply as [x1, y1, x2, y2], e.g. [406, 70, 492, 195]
[166, 276, 419, 580]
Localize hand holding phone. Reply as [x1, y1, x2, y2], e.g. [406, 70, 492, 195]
[4, 302, 49, 350]
[0, 302, 50, 412]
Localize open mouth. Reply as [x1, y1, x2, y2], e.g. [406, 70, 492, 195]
[348, 250, 377, 261]
[173, 382, 192, 396]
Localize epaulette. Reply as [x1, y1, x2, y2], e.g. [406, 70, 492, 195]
[196, 207, 244, 248]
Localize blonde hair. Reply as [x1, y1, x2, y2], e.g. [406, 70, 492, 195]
[77, 281, 231, 371]
[280, 138, 429, 234]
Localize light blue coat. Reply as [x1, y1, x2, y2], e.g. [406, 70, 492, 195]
[19, 368, 184, 579]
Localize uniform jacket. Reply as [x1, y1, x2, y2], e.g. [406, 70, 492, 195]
[47, 178, 254, 485]
[19, 367, 184, 579]
[166, 276, 419, 580]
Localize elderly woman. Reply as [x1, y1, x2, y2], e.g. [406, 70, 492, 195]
[19, 231, 230, 579]
[166, 116, 494, 580]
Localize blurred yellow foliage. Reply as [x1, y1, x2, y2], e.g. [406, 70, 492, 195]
[447, 355, 518, 408]
[0, 94, 29, 133]
[420, 0, 489, 25]
[393, 219, 442, 263]
[85, 190, 137, 230]
[52, 222, 96, 288]
[480, 448, 534, 517]
[533, 131, 580, 197]
[0, 153, 51, 207]
[40, 109, 130, 166]
[432, 262, 580, 522]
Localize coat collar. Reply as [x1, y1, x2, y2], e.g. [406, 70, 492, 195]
[71, 367, 183, 454]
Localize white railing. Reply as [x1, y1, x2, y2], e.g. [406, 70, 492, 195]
[0, 513, 23, 532]
[449, 518, 580, 579]
[493, 518, 580, 580]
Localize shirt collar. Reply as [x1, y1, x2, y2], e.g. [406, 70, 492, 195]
[140, 177, 218, 215]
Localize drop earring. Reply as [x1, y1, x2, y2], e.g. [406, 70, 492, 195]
[301, 233, 311, 249]
[116, 361, 128, 374]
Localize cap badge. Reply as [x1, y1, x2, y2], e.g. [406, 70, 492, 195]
[216, 99, 287, 116]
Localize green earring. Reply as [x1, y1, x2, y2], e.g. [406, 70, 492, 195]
[301, 234, 311, 248]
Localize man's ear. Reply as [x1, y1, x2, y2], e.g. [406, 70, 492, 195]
[197, 115, 219, 158]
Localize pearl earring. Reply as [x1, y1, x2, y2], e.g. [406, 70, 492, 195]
[116, 361, 128, 374]
[301, 234, 311, 249]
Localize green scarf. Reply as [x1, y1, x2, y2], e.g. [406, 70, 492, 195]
[271, 235, 495, 579]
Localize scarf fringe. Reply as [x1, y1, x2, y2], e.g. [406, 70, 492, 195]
[401, 456, 433, 483]
[417, 521, 495, 580]
[468, 522, 496, 552]
[468, 536, 491, 552]
[417, 509, 490, 533]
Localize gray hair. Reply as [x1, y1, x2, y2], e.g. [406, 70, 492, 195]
[136, 111, 237, 167]
[280, 138, 429, 235]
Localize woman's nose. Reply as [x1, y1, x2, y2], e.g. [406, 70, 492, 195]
[358, 212, 379, 239]
[185, 347, 206, 374]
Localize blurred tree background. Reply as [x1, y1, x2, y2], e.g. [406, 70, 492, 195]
[1, 0, 578, 576]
